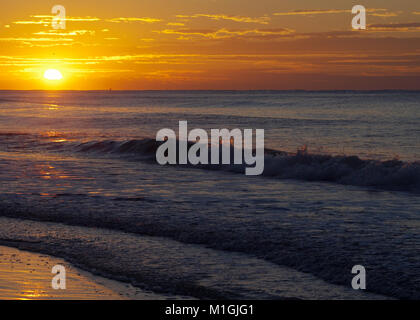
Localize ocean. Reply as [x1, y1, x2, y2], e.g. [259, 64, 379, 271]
[0, 90, 419, 299]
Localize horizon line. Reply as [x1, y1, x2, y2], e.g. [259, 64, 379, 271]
[1, 89, 420, 92]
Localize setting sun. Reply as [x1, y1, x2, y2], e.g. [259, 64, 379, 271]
[43, 69, 63, 81]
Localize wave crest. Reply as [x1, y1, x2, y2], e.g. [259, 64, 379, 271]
[1, 132, 418, 192]
[71, 138, 420, 192]
[264, 152, 420, 191]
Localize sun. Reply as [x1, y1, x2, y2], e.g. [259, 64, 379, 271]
[44, 69, 63, 81]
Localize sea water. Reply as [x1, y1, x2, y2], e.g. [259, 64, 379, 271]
[0, 90, 418, 299]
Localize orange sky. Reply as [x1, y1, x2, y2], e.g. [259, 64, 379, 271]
[1, 0, 420, 90]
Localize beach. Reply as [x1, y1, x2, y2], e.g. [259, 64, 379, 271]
[0, 245, 186, 300]
[0, 217, 391, 300]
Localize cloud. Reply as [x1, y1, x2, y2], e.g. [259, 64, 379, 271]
[274, 9, 348, 16]
[13, 20, 49, 25]
[139, 38, 155, 42]
[370, 11, 399, 17]
[33, 16, 101, 22]
[176, 14, 270, 24]
[13, 15, 160, 25]
[107, 17, 162, 23]
[0, 37, 74, 42]
[0, 37, 76, 47]
[167, 22, 185, 26]
[369, 22, 420, 32]
[156, 28, 294, 39]
[13, 16, 100, 25]
[13, 15, 101, 25]
[274, 8, 397, 17]
[67, 69, 134, 74]
[33, 30, 95, 36]
[2, 52, 420, 79]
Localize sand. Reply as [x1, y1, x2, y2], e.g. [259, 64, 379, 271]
[0, 245, 183, 300]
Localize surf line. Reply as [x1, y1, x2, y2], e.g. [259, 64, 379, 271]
[156, 121, 264, 175]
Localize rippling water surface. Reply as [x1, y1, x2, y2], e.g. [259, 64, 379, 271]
[0, 90, 419, 299]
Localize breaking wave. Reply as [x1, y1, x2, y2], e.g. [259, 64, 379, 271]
[1, 133, 419, 192]
[71, 138, 420, 193]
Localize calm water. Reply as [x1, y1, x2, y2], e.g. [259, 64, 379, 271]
[0, 90, 419, 299]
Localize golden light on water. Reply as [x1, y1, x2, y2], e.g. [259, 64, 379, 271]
[43, 69, 63, 81]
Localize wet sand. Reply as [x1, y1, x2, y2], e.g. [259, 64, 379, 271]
[0, 245, 184, 300]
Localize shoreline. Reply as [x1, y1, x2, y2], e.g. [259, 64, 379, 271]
[0, 245, 188, 300]
[0, 216, 395, 300]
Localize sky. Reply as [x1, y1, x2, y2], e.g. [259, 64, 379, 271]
[1, 0, 420, 90]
